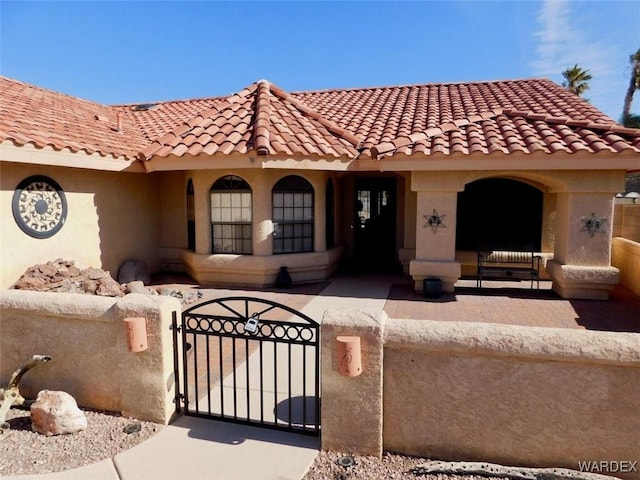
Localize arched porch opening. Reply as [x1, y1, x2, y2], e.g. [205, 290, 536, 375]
[456, 178, 544, 252]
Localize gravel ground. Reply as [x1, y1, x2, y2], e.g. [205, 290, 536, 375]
[0, 407, 163, 476]
[304, 450, 509, 480]
[0, 409, 547, 480]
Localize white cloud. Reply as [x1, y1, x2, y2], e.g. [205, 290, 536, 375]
[530, 0, 627, 120]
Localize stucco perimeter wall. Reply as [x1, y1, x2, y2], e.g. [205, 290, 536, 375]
[0, 290, 181, 424]
[612, 237, 640, 296]
[321, 310, 640, 478]
[0, 162, 161, 289]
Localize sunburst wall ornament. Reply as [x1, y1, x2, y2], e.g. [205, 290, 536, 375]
[12, 175, 67, 239]
[580, 212, 607, 237]
[424, 209, 446, 233]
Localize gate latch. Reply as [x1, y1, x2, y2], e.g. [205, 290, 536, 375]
[244, 313, 259, 334]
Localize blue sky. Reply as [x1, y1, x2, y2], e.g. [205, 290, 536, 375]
[2, 1, 639, 120]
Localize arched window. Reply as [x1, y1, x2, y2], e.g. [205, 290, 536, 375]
[272, 175, 314, 254]
[210, 175, 252, 254]
[186, 179, 195, 251]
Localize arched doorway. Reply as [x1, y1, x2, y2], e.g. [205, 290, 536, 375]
[456, 178, 543, 251]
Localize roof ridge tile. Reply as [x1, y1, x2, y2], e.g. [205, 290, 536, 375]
[254, 80, 272, 155]
[269, 83, 364, 150]
[138, 84, 259, 160]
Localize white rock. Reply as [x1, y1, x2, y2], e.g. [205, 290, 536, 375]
[30, 390, 88, 436]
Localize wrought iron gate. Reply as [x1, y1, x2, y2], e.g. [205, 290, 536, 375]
[172, 297, 320, 436]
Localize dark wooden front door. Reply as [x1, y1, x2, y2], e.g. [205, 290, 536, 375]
[353, 177, 397, 271]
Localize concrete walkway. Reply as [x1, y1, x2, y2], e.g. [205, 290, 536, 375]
[5, 416, 320, 480]
[300, 272, 396, 318]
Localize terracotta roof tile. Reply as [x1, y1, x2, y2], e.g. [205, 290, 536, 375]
[2, 76, 640, 167]
[0, 77, 146, 160]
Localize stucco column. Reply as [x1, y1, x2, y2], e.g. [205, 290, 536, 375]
[252, 181, 273, 256]
[321, 309, 385, 457]
[409, 190, 461, 293]
[313, 178, 327, 253]
[541, 192, 556, 254]
[547, 192, 619, 299]
[193, 176, 210, 255]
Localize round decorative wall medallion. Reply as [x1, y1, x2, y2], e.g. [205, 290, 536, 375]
[12, 175, 68, 238]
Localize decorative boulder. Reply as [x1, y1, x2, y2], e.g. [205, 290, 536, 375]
[118, 259, 151, 285]
[30, 390, 88, 436]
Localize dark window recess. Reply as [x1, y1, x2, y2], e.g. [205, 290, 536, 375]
[455, 178, 543, 251]
[187, 179, 195, 251]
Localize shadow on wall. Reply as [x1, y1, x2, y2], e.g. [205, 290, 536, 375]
[94, 171, 162, 276]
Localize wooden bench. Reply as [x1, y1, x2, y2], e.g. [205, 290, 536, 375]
[477, 249, 542, 289]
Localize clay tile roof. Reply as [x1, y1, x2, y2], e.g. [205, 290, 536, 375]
[137, 80, 364, 161]
[0, 76, 148, 160]
[2, 75, 640, 168]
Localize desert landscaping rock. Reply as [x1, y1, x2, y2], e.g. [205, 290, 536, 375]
[126, 280, 152, 294]
[30, 390, 88, 436]
[84, 267, 106, 280]
[13, 259, 125, 297]
[96, 275, 123, 296]
[13, 259, 205, 306]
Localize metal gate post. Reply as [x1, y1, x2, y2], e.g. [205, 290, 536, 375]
[171, 310, 182, 414]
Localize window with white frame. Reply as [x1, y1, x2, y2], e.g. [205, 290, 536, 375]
[272, 175, 314, 254]
[210, 175, 252, 254]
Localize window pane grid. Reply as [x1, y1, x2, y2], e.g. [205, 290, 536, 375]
[211, 176, 252, 255]
[273, 221, 313, 254]
[272, 176, 314, 255]
[212, 223, 252, 254]
[272, 193, 312, 223]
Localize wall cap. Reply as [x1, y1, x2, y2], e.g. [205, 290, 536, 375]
[0, 290, 180, 323]
[385, 318, 640, 366]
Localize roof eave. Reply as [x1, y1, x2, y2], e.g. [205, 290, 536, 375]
[376, 149, 640, 172]
[0, 141, 146, 172]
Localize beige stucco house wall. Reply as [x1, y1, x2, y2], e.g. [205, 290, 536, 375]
[1, 159, 161, 288]
[1, 153, 631, 300]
